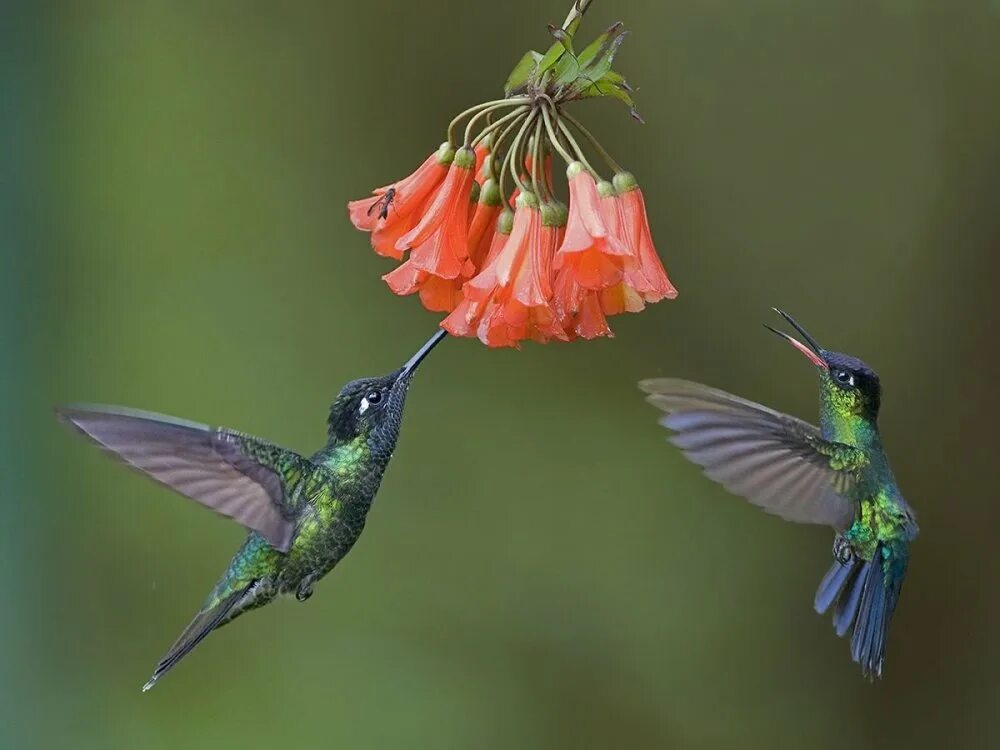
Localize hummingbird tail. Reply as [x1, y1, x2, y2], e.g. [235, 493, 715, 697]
[814, 544, 905, 680]
[141, 580, 257, 692]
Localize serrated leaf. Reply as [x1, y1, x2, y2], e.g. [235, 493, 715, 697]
[504, 50, 542, 95]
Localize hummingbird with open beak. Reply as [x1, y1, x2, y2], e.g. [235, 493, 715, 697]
[57, 329, 447, 691]
[640, 310, 917, 679]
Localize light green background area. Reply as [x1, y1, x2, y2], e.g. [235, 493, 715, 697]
[3, 1, 999, 748]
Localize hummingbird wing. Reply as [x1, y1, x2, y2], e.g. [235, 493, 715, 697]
[639, 379, 859, 529]
[57, 405, 308, 552]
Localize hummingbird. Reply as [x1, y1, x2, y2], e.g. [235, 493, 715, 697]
[57, 328, 447, 691]
[639, 309, 917, 679]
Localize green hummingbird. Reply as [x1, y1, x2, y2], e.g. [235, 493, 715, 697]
[640, 309, 917, 679]
[57, 328, 447, 691]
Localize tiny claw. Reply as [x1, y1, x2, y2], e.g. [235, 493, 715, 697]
[833, 536, 856, 565]
[296, 576, 316, 602]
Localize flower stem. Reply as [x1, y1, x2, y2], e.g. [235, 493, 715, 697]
[556, 115, 599, 177]
[471, 106, 529, 148]
[561, 110, 622, 173]
[540, 102, 576, 166]
[490, 111, 529, 184]
[447, 97, 531, 146]
[561, 0, 595, 36]
[504, 110, 538, 195]
[530, 117, 548, 200]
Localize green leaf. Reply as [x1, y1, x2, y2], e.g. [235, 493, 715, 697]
[552, 51, 582, 88]
[536, 30, 571, 80]
[548, 23, 625, 91]
[576, 22, 623, 71]
[581, 26, 628, 83]
[504, 50, 542, 95]
[596, 69, 630, 92]
[547, 25, 575, 54]
[576, 70, 637, 110]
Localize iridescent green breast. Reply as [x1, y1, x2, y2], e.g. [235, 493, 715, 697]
[277, 439, 387, 589]
[844, 489, 910, 559]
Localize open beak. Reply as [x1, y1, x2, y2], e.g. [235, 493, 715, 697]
[398, 328, 448, 381]
[764, 308, 827, 368]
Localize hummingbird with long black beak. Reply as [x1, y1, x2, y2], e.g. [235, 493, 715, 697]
[640, 309, 917, 679]
[57, 329, 447, 691]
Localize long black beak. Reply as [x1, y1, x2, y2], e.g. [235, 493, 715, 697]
[764, 308, 827, 368]
[398, 328, 448, 380]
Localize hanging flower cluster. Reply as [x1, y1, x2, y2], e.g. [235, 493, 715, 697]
[348, 0, 677, 347]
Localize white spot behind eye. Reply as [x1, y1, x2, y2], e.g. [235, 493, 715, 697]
[359, 397, 369, 414]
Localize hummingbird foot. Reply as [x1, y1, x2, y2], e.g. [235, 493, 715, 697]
[295, 578, 315, 602]
[832, 535, 856, 565]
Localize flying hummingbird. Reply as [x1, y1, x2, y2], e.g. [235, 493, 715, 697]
[57, 328, 447, 691]
[640, 309, 917, 679]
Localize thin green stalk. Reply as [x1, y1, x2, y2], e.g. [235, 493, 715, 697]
[530, 117, 548, 201]
[540, 102, 576, 166]
[447, 97, 530, 146]
[490, 111, 529, 185]
[561, 110, 622, 173]
[504, 110, 538, 195]
[561, 0, 594, 36]
[470, 106, 529, 148]
[556, 115, 598, 176]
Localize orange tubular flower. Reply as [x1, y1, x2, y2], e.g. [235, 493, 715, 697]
[553, 162, 630, 291]
[473, 142, 491, 176]
[443, 195, 566, 347]
[466, 178, 503, 271]
[395, 147, 477, 280]
[348, 143, 454, 259]
[593, 186, 646, 316]
[553, 267, 614, 340]
[442, 208, 514, 339]
[348, 5, 676, 346]
[613, 171, 678, 302]
[383, 261, 466, 313]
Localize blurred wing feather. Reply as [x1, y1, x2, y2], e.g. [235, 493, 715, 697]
[57, 405, 303, 551]
[640, 378, 856, 529]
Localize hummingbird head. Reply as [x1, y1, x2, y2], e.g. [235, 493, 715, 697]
[326, 329, 447, 460]
[766, 308, 881, 423]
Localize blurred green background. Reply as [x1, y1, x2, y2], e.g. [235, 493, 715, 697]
[3, 1, 999, 748]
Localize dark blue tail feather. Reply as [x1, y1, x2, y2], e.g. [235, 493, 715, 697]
[814, 559, 855, 614]
[815, 544, 905, 679]
[834, 560, 869, 637]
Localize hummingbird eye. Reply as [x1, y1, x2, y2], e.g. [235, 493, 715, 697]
[358, 389, 382, 415]
[833, 369, 855, 388]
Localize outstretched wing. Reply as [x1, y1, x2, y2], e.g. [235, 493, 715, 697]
[57, 405, 310, 552]
[639, 379, 863, 529]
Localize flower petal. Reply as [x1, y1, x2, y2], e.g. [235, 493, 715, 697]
[397, 149, 477, 280]
[348, 143, 454, 257]
[614, 172, 679, 302]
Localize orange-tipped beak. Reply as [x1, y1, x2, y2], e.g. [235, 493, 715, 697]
[765, 308, 827, 368]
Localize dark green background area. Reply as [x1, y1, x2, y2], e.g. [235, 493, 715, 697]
[3, 1, 998, 748]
